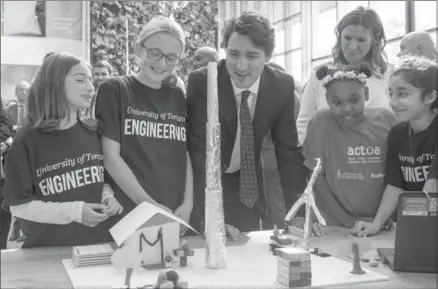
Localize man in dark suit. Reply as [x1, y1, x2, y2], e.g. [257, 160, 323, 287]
[262, 62, 302, 229]
[187, 11, 308, 237]
[1, 95, 13, 249]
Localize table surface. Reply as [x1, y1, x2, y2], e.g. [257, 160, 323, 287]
[1, 227, 437, 289]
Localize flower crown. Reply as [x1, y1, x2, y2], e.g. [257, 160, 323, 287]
[321, 70, 368, 87]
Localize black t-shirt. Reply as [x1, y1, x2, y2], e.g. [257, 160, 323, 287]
[95, 76, 187, 213]
[429, 154, 438, 180]
[428, 139, 438, 180]
[385, 116, 438, 191]
[3, 122, 117, 248]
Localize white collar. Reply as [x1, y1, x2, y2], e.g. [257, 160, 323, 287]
[231, 76, 261, 96]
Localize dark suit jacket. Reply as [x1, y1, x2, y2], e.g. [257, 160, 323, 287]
[187, 59, 308, 221]
[262, 90, 301, 170]
[1, 96, 12, 197]
[0, 97, 11, 143]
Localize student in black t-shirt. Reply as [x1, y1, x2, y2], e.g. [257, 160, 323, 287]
[424, 142, 437, 192]
[95, 16, 193, 234]
[2, 52, 123, 248]
[424, 156, 437, 192]
[352, 55, 437, 237]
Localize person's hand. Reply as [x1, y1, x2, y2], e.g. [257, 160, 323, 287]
[424, 179, 437, 193]
[381, 218, 395, 231]
[81, 203, 109, 227]
[350, 220, 381, 237]
[0, 143, 7, 155]
[174, 201, 193, 235]
[102, 196, 123, 216]
[289, 216, 326, 237]
[157, 280, 175, 288]
[225, 223, 240, 241]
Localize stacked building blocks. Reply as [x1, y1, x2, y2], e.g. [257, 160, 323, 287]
[275, 247, 312, 287]
[172, 241, 194, 267]
[72, 244, 114, 268]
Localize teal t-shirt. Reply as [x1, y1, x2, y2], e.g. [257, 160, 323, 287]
[303, 107, 397, 226]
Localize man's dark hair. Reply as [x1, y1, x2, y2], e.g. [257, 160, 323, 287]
[221, 11, 275, 58]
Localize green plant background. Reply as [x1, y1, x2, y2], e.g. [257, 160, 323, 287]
[90, 1, 218, 83]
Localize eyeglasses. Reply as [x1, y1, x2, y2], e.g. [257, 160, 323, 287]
[142, 45, 181, 66]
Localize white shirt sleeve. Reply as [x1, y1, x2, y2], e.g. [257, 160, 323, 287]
[296, 69, 321, 145]
[5, 137, 13, 146]
[364, 75, 391, 110]
[10, 200, 84, 225]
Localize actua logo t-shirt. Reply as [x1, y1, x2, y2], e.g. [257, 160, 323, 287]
[304, 108, 396, 220]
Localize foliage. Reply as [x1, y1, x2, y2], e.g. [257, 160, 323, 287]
[90, 1, 218, 82]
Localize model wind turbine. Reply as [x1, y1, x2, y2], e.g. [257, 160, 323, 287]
[285, 158, 326, 250]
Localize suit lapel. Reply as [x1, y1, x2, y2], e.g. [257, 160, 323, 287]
[218, 60, 237, 139]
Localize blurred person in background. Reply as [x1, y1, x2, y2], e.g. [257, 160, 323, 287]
[397, 30, 437, 60]
[15, 81, 30, 130]
[1, 94, 13, 249]
[5, 81, 30, 243]
[93, 60, 114, 89]
[192, 46, 219, 71]
[87, 61, 114, 118]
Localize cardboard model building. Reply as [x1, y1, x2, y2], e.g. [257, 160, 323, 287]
[110, 202, 198, 269]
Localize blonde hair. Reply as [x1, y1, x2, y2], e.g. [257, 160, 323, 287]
[134, 16, 185, 56]
[27, 52, 96, 132]
[134, 17, 185, 88]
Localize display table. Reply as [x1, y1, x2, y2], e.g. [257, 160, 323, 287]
[1, 227, 437, 288]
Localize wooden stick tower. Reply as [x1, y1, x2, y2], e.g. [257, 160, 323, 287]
[285, 158, 326, 250]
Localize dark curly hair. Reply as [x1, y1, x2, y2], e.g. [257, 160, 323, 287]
[221, 11, 275, 58]
[316, 64, 372, 87]
[392, 55, 438, 111]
